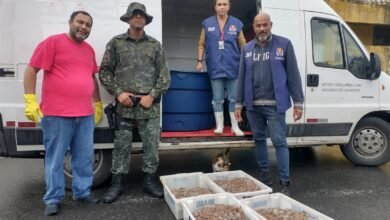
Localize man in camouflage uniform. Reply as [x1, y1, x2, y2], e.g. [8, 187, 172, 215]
[99, 2, 170, 203]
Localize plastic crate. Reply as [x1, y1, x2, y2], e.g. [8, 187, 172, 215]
[242, 193, 334, 220]
[206, 170, 273, 199]
[182, 193, 264, 220]
[160, 172, 224, 219]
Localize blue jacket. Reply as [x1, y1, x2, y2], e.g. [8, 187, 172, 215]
[203, 15, 243, 79]
[241, 34, 304, 112]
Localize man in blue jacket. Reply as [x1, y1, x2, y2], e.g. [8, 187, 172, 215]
[234, 12, 304, 195]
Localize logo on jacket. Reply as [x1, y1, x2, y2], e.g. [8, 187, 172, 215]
[208, 27, 215, 32]
[229, 25, 236, 32]
[276, 48, 284, 57]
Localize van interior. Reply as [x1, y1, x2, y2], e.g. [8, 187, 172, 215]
[162, 0, 258, 71]
[161, 0, 257, 137]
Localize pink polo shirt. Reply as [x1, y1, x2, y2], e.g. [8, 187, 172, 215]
[29, 33, 98, 117]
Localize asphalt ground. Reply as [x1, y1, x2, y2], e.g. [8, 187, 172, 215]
[0, 146, 389, 220]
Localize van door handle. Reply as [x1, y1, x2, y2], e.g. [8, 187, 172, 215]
[307, 74, 319, 87]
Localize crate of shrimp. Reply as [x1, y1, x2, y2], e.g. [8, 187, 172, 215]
[206, 170, 272, 199]
[182, 193, 263, 220]
[160, 172, 224, 219]
[242, 193, 334, 220]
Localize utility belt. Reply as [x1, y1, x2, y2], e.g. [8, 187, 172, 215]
[104, 94, 161, 130]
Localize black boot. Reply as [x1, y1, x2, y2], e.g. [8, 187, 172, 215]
[280, 179, 290, 196]
[102, 174, 125, 204]
[258, 169, 273, 186]
[143, 173, 164, 198]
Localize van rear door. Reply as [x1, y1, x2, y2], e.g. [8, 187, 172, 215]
[303, 12, 380, 144]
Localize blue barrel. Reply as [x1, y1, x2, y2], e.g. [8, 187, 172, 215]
[162, 71, 214, 131]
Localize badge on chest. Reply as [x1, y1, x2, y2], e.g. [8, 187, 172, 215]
[218, 40, 224, 50]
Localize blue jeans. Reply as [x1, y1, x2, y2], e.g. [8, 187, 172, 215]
[41, 115, 94, 204]
[246, 106, 290, 182]
[210, 78, 238, 112]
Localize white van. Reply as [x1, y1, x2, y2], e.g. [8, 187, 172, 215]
[0, 0, 388, 187]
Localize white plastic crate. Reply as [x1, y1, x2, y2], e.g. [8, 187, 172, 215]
[242, 193, 334, 220]
[206, 170, 273, 199]
[182, 193, 264, 220]
[160, 172, 224, 219]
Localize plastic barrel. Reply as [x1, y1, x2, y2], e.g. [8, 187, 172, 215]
[162, 71, 214, 131]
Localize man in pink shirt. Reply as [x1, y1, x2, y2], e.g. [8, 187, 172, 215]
[23, 11, 102, 216]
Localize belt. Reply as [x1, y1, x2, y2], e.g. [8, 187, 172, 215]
[131, 93, 161, 104]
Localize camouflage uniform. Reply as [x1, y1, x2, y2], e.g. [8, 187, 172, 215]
[99, 32, 170, 174]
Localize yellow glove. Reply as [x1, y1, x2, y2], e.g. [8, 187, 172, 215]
[24, 94, 43, 123]
[94, 101, 103, 125]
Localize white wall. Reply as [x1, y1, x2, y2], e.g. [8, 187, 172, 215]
[13, 0, 162, 71]
[0, 0, 15, 69]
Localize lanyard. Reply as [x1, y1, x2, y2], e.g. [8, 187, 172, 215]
[220, 30, 225, 41]
[217, 15, 229, 41]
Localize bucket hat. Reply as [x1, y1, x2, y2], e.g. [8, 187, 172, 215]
[120, 2, 153, 24]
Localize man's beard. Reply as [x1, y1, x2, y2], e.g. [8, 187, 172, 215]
[257, 32, 270, 43]
[70, 30, 89, 42]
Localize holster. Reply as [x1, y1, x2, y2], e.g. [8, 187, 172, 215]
[104, 103, 118, 129]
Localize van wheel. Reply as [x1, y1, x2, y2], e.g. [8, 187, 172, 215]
[340, 117, 390, 166]
[64, 149, 112, 190]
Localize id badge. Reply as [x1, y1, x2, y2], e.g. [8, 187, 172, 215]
[218, 40, 224, 49]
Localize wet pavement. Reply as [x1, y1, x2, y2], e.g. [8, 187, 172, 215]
[0, 146, 389, 220]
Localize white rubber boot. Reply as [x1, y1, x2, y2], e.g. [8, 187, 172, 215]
[214, 112, 224, 134]
[230, 112, 244, 136]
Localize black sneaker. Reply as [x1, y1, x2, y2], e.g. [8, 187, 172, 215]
[280, 179, 290, 196]
[44, 203, 59, 216]
[76, 194, 100, 204]
[258, 170, 273, 186]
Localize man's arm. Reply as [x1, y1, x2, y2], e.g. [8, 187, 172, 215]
[149, 43, 170, 99]
[92, 74, 101, 102]
[286, 42, 304, 106]
[286, 41, 304, 121]
[99, 40, 123, 97]
[234, 47, 246, 122]
[140, 43, 170, 109]
[235, 47, 246, 110]
[99, 41, 134, 107]
[24, 66, 40, 94]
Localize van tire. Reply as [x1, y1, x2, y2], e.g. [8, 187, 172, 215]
[64, 149, 112, 190]
[340, 117, 390, 166]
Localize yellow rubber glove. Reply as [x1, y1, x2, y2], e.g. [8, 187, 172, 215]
[94, 101, 103, 125]
[24, 94, 43, 123]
